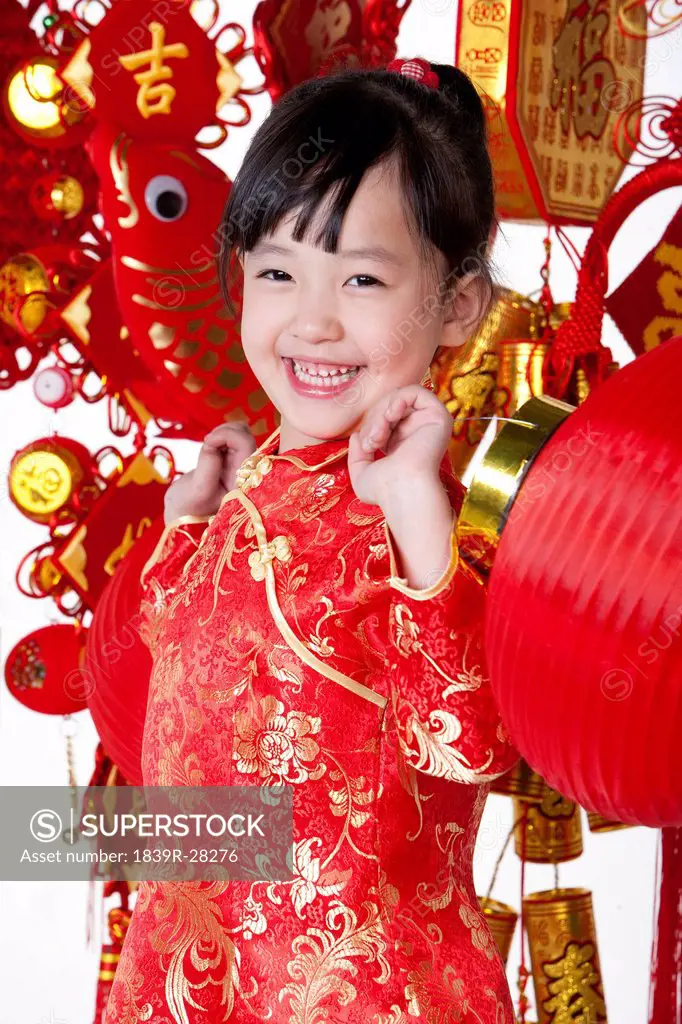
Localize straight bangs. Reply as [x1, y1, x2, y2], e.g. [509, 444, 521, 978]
[218, 71, 445, 308]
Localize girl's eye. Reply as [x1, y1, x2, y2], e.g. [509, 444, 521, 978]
[257, 269, 292, 282]
[348, 275, 382, 287]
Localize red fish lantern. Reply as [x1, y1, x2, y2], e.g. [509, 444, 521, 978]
[66, 120, 275, 441]
[460, 336, 682, 827]
[55, 0, 277, 440]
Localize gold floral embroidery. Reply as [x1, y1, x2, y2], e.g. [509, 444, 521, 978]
[138, 880, 238, 1024]
[157, 740, 206, 787]
[404, 961, 468, 1024]
[243, 894, 268, 940]
[149, 640, 184, 702]
[275, 473, 344, 524]
[391, 687, 497, 783]
[280, 898, 390, 1022]
[103, 937, 154, 1022]
[307, 597, 337, 657]
[289, 837, 352, 918]
[392, 606, 482, 694]
[236, 453, 273, 492]
[459, 904, 496, 961]
[233, 488, 388, 708]
[248, 533, 292, 581]
[328, 768, 375, 828]
[417, 822, 465, 914]
[368, 867, 400, 929]
[374, 1007, 410, 1024]
[233, 694, 326, 784]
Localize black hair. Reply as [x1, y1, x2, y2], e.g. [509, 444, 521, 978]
[217, 61, 498, 323]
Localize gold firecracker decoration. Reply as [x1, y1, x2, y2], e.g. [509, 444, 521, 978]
[524, 888, 607, 1023]
[456, 0, 647, 222]
[432, 288, 574, 480]
[496, 302, 573, 418]
[99, 905, 132, 981]
[9, 440, 90, 523]
[490, 759, 545, 803]
[432, 286, 547, 478]
[514, 785, 584, 863]
[497, 337, 550, 418]
[478, 897, 518, 965]
[586, 811, 634, 834]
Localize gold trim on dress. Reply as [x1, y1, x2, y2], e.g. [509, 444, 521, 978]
[382, 516, 460, 600]
[270, 445, 349, 473]
[140, 515, 212, 586]
[229, 489, 388, 710]
[253, 426, 350, 474]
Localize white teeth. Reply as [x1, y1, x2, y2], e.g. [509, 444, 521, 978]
[289, 359, 360, 386]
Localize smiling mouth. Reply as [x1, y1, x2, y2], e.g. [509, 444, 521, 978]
[281, 357, 363, 386]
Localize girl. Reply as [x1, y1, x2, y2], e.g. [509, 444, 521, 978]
[105, 57, 518, 1024]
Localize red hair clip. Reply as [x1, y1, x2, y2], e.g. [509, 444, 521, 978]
[385, 57, 440, 90]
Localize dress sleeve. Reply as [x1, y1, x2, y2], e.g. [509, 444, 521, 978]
[383, 455, 518, 785]
[138, 514, 211, 656]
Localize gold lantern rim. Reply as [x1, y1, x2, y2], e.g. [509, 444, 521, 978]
[479, 896, 518, 922]
[457, 394, 575, 573]
[523, 886, 593, 914]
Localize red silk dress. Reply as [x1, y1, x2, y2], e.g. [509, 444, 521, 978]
[104, 413, 519, 1024]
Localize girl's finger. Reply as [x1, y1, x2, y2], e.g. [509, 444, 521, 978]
[362, 393, 409, 452]
[347, 429, 375, 470]
[201, 423, 252, 451]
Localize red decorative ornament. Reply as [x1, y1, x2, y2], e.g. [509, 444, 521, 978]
[484, 336, 682, 828]
[4, 623, 89, 715]
[58, 0, 244, 143]
[85, 518, 164, 785]
[385, 57, 440, 90]
[29, 172, 85, 223]
[32, 364, 74, 408]
[8, 434, 97, 525]
[253, 0, 411, 102]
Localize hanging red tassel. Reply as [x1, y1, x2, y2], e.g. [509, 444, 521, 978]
[649, 826, 682, 1024]
[93, 883, 132, 1024]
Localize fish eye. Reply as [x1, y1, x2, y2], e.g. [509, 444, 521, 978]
[144, 175, 188, 221]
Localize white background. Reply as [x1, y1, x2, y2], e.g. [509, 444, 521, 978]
[1, 1, 679, 1021]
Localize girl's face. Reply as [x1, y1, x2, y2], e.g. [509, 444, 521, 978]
[239, 158, 477, 451]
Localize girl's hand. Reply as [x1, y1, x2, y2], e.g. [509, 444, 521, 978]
[163, 423, 257, 525]
[347, 384, 454, 508]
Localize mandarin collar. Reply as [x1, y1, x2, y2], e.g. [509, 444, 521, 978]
[254, 426, 349, 473]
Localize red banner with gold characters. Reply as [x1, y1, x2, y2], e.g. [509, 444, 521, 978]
[606, 205, 682, 355]
[456, 0, 647, 223]
[59, 0, 243, 141]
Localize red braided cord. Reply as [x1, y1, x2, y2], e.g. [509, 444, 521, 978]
[546, 158, 682, 397]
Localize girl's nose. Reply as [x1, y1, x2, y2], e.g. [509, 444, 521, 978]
[289, 292, 344, 344]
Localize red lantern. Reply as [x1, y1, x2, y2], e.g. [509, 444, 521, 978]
[85, 517, 164, 785]
[474, 336, 682, 827]
[4, 623, 89, 714]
